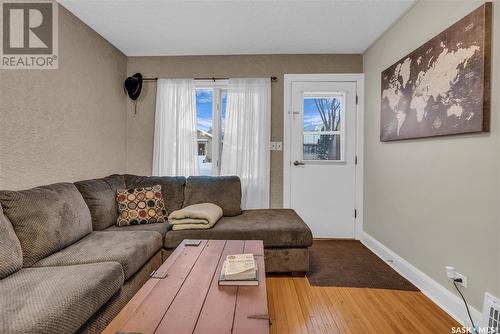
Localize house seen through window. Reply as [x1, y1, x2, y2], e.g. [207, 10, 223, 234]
[196, 86, 227, 175]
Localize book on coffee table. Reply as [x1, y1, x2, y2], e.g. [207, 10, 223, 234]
[218, 253, 258, 286]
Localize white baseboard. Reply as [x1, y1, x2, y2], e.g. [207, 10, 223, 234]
[361, 232, 482, 327]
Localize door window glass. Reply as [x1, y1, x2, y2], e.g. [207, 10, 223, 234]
[302, 94, 344, 161]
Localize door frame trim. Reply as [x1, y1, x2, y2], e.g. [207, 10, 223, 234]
[283, 74, 364, 240]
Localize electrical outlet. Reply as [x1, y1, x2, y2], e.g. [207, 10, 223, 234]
[445, 266, 467, 288]
[270, 142, 282, 151]
[455, 272, 468, 288]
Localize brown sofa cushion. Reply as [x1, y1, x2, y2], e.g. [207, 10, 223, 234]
[0, 206, 23, 279]
[77, 253, 162, 334]
[164, 209, 313, 249]
[0, 183, 92, 267]
[74, 174, 126, 231]
[124, 175, 186, 214]
[183, 176, 242, 216]
[0, 262, 123, 334]
[34, 231, 162, 280]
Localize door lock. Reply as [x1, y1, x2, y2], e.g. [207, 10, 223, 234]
[293, 161, 305, 166]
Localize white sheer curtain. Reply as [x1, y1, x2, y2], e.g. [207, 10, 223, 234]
[152, 79, 198, 177]
[220, 78, 271, 209]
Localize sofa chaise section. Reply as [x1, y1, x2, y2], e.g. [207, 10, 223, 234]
[164, 208, 313, 272]
[165, 209, 312, 249]
[165, 176, 313, 273]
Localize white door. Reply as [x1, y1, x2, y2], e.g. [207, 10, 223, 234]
[287, 80, 358, 238]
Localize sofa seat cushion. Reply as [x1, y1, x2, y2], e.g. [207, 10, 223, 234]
[164, 209, 313, 249]
[0, 183, 92, 267]
[105, 222, 171, 238]
[0, 206, 23, 279]
[0, 262, 124, 334]
[33, 231, 162, 280]
[74, 174, 126, 231]
[124, 175, 186, 214]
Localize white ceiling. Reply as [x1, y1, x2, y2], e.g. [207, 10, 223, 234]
[59, 0, 415, 57]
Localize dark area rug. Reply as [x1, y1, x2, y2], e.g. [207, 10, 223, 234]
[306, 240, 419, 291]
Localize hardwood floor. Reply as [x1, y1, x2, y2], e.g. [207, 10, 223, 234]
[266, 276, 459, 334]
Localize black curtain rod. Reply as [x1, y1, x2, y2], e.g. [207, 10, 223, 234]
[142, 76, 278, 82]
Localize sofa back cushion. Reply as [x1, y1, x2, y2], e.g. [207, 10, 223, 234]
[183, 176, 242, 216]
[0, 183, 92, 267]
[124, 175, 186, 214]
[74, 174, 126, 231]
[0, 206, 23, 278]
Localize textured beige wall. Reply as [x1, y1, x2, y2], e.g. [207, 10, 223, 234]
[126, 54, 363, 207]
[0, 6, 127, 190]
[363, 1, 500, 310]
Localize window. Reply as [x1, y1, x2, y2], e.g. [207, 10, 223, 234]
[195, 81, 227, 175]
[302, 93, 345, 161]
[195, 89, 213, 175]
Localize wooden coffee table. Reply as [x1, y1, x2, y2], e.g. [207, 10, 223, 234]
[103, 239, 269, 334]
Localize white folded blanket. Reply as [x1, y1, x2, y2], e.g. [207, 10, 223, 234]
[168, 203, 223, 231]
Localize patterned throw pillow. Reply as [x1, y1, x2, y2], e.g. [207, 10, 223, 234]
[116, 185, 167, 226]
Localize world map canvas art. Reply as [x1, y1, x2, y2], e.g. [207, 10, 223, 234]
[380, 3, 491, 141]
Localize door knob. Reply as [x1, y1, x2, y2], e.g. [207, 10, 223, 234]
[293, 161, 305, 166]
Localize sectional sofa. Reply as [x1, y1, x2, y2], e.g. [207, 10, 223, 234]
[0, 174, 312, 334]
